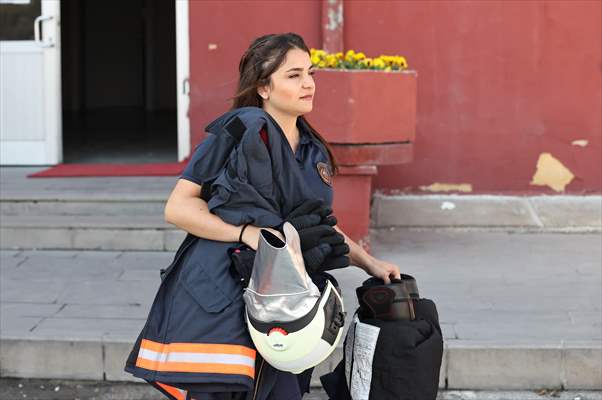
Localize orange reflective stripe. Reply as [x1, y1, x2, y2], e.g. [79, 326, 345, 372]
[141, 339, 256, 358]
[156, 382, 186, 400]
[136, 339, 256, 378]
[137, 357, 255, 378]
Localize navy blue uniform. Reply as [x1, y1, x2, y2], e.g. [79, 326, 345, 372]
[181, 115, 333, 209]
[178, 115, 333, 400]
[124, 107, 335, 400]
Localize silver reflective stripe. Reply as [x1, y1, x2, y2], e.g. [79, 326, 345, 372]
[138, 348, 255, 368]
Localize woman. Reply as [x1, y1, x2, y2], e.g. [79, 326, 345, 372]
[125, 32, 401, 400]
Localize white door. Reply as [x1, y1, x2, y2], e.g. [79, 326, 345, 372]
[0, 0, 62, 165]
[175, 0, 190, 162]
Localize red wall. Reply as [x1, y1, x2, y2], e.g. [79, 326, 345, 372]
[188, 1, 320, 145]
[189, 0, 601, 194]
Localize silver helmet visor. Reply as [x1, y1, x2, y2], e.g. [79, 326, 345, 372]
[243, 222, 320, 322]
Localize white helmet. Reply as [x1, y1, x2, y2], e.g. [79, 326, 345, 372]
[242, 222, 345, 374]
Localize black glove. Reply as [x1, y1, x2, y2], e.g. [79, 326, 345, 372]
[228, 244, 256, 288]
[302, 241, 350, 274]
[296, 225, 349, 273]
[317, 231, 350, 271]
[283, 199, 337, 231]
[297, 225, 339, 251]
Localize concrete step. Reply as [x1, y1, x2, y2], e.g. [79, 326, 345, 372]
[1, 198, 166, 217]
[0, 215, 186, 251]
[3, 200, 602, 251]
[2, 336, 600, 390]
[371, 194, 602, 230]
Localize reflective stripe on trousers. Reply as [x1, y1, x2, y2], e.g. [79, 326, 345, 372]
[136, 339, 256, 378]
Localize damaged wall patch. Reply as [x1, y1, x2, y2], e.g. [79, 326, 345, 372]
[530, 152, 574, 192]
[571, 139, 589, 147]
[419, 183, 473, 193]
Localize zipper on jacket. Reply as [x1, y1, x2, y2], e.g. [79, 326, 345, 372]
[252, 357, 265, 400]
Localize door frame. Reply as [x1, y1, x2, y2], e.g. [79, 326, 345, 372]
[175, 0, 190, 162]
[43, 0, 62, 164]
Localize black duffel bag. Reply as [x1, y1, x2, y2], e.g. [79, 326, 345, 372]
[320, 275, 444, 400]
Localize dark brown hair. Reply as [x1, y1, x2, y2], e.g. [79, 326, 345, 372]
[228, 33, 338, 174]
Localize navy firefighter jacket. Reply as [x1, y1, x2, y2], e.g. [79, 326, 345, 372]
[124, 106, 335, 399]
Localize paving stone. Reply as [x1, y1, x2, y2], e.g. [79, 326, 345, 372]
[0, 250, 26, 269]
[116, 251, 174, 270]
[0, 316, 44, 337]
[31, 318, 146, 340]
[55, 280, 158, 306]
[73, 229, 164, 251]
[0, 279, 69, 303]
[55, 304, 151, 320]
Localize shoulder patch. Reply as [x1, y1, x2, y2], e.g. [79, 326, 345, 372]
[317, 162, 333, 186]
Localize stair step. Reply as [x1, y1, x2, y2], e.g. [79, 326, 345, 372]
[1, 215, 186, 251]
[1, 199, 166, 217]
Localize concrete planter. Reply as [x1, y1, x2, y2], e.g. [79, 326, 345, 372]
[308, 68, 417, 144]
[307, 68, 418, 248]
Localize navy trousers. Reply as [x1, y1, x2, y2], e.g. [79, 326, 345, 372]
[186, 370, 303, 400]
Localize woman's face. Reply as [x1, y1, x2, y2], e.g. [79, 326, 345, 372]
[258, 48, 315, 116]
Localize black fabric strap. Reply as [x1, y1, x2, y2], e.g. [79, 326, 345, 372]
[225, 116, 245, 142]
[238, 223, 250, 243]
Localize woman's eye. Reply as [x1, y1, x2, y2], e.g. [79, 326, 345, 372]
[289, 72, 314, 78]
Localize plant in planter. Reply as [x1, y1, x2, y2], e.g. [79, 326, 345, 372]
[306, 49, 417, 249]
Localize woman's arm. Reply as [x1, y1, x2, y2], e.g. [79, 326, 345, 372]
[333, 224, 401, 284]
[164, 179, 281, 250]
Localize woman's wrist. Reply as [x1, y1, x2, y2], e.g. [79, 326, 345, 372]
[238, 223, 250, 243]
[354, 250, 376, 272]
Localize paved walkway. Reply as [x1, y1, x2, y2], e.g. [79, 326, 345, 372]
[1, 230, 601, 390]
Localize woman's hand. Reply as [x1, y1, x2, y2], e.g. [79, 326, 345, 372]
[363, 258, 402, 285]
[241, 225, 284, 251]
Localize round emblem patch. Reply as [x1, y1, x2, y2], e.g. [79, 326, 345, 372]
[317, 162, 333, 186]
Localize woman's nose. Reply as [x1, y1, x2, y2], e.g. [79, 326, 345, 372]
[303, 74, 314, 88]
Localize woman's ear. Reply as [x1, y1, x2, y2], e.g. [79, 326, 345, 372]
[257, 85, 269, 100]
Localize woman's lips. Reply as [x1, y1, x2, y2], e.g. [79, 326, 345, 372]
[300, 95, 313, 100]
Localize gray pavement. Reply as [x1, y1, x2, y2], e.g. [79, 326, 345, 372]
[1, 378, 602, 400]
[1, 230, 601, 390]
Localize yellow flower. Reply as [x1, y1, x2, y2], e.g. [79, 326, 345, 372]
[344, 50, 356, 63]
[310, 48, 408, 70]
[373, 59, 386, 69]
[325, 54, 338, 68]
